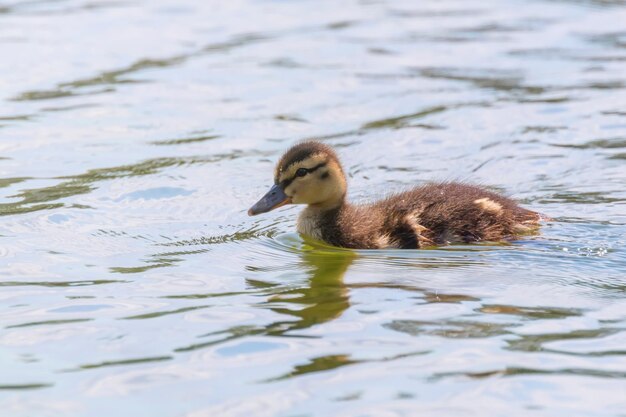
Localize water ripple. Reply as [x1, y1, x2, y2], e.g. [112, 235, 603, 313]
[1, 0, 625, 416]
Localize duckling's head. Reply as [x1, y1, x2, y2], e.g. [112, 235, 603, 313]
[248, 141, 347, 216]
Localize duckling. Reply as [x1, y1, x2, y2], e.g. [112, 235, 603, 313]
[248, 141, 541, 249]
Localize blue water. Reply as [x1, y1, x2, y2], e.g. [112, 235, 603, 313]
[1, 0, 625, 416]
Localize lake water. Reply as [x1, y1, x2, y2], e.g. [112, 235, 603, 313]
[1, 0, 625, 416]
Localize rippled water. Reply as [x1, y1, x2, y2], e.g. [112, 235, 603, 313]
[1, 0, 625, 415]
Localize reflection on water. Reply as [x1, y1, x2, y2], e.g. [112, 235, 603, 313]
[260, 246, 353, 335]
[1, 0, 626, 416]
[173, 242, 353, 354]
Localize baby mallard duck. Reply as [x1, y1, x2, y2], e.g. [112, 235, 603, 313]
[249, 141, 541, 249]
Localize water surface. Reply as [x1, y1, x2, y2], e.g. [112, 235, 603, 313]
[1, 0, 625, 416]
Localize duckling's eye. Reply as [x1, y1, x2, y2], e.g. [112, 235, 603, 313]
[296, 168, 308, 177]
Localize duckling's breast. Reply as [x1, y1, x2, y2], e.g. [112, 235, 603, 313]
[296, 207, 325, 241]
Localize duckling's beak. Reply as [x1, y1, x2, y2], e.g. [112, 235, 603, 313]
[248, 184, 291, 216]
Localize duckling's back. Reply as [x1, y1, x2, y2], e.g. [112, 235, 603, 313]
[376, 182, 540, 247]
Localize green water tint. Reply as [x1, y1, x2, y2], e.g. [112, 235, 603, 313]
[1, 0, 625, 415]
[0, 280, 125, 287]
[0, 157, 189, 215]
[0, 383, 53, 391]
[5, 318, 93, 329]
[258, 240, 354, 334]
[174, 240, 354, 352]
[69, 356, 173, 372]
[10, 34, 268, 103]
[0, 177, 28, 188]
[0, 151, 251, 216]
[150, 134, 221, 146]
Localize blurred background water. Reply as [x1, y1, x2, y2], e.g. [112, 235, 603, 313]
[1, 0, 625, 416]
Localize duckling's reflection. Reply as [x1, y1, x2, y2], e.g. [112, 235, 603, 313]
[252, 247, 355, 335]
[174, 236, 494, 355]
[173, 245, 355, 353]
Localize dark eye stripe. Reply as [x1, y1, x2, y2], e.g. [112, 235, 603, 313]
[279, 162, 327, 188]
